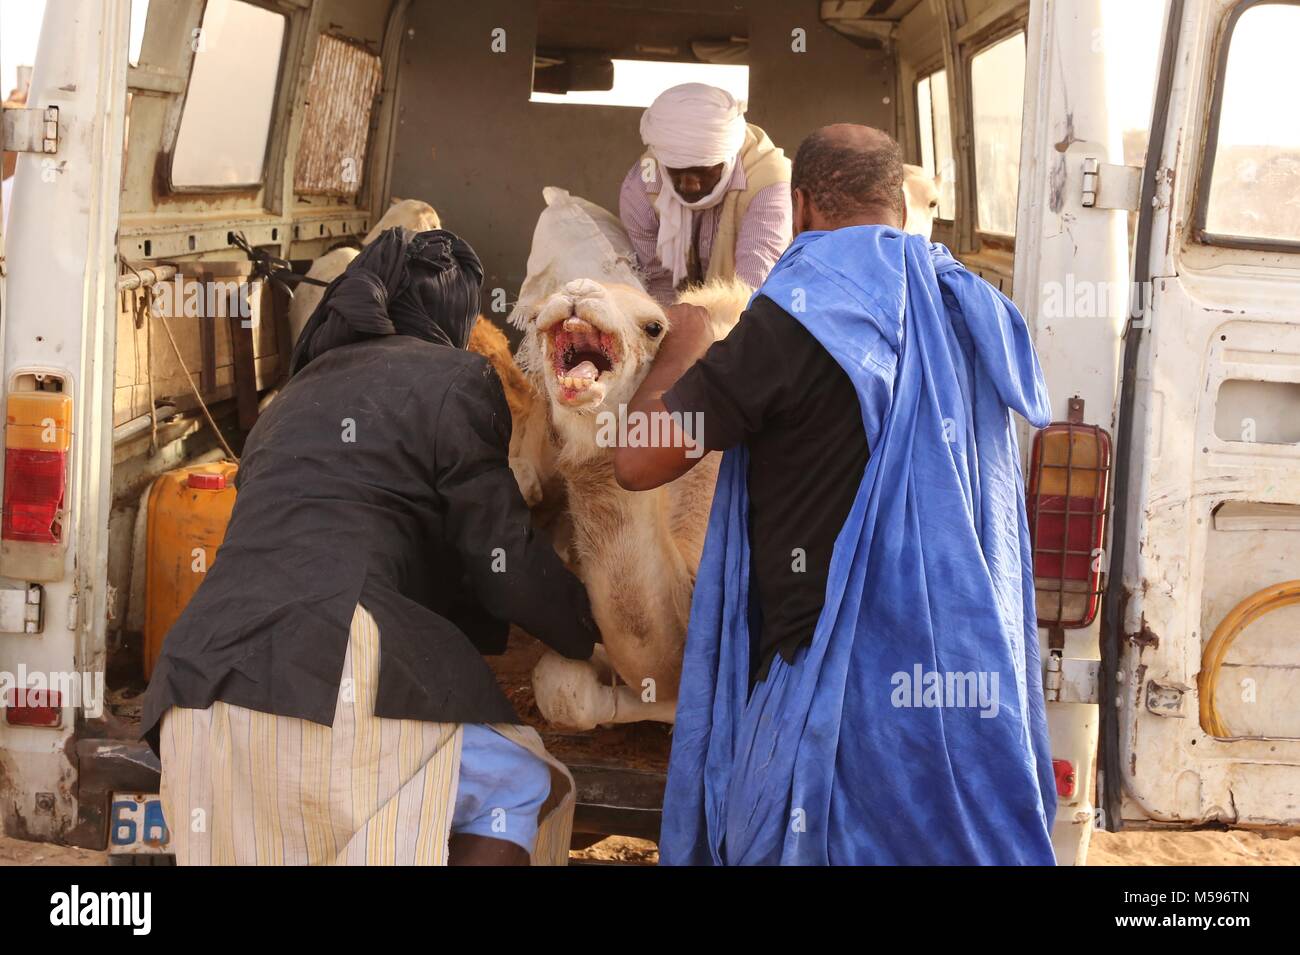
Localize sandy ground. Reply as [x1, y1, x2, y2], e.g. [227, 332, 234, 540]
[571, 830, 1300, 866]
[6, 828, 1300, 866]
[1087, 828, 1300, 866]
[0, 835, 108, 866]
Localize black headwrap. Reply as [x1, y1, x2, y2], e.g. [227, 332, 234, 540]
[289, 227, 484, 376]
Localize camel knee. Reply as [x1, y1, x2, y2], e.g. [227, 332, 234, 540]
[531, 652, 616, 731]
[532, 651, 677, 729]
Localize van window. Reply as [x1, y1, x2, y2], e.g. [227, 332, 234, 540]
[530, 59, 749, 108]
[970, 32, 1026, 236]
[916, 68, 956, 220]
[294, 35, 383, 198]
[1202, 2, 1300, 244]
[170, 0, 286, 189]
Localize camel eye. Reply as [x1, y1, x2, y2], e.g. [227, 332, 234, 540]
[644, 321, 663, 338]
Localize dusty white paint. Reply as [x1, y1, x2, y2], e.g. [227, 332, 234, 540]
[0, 0, 130, 841]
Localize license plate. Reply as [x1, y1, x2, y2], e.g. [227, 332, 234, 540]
[108, 792, 172, 854]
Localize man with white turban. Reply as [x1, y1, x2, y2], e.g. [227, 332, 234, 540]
[620, 83, 791, 305]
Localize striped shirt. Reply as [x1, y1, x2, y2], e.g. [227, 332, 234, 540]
[619, 160, 792, 304]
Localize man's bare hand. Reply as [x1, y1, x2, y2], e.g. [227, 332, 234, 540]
[660, 303, 715, 364]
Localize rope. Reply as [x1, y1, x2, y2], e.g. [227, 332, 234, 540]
[123, 258, 238, 461]
[121, 260, 160, 455]
[143, 291, 158, 454]
[157, 311, 238, 462]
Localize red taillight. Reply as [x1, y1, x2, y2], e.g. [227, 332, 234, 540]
[1053, 758, 1076, 798]
[1027, 400, 1112, 629]
[4, 688, 63, 727]
[2, 448, 66, 543]
[1, 388, 73, 581]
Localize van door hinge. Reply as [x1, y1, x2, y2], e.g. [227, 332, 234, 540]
[1045, 655, 1100, 704]
[0, 105, 59, 155]
[1081, 157, 1141, 211]
[0, 583, 43, 634]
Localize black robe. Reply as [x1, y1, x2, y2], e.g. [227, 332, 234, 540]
[141, 335, 596, 751]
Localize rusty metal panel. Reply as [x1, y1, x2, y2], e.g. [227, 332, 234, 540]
[294, 34, 382, 197]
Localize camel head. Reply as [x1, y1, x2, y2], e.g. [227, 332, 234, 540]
[514, 278, 669, 430]
[903, 164, 942, 240]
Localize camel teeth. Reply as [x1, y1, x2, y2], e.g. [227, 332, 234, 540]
[556, 374, 595, 392]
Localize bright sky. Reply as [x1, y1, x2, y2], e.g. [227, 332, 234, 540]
[0, 0, 45, 97]
[1, 0, 147, 96]
[1100, 0, 1166, 133]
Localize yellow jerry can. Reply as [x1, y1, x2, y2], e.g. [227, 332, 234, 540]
[143, 461, 239, 679]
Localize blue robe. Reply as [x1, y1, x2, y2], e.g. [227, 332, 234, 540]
[660, 226, 1058, 865]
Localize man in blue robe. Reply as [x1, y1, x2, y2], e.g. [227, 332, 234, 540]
[613, 124, 1058, 865]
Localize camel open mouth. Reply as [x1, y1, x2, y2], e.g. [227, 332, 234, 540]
[547, 318, 621, 400]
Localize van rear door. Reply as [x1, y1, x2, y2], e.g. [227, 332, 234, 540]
[0, 0, 130, 842]
[1011, 0, 1145, 861]
[1105, 0, 1300, 830]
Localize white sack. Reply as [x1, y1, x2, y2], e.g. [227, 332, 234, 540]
[510, 187, 643, 327]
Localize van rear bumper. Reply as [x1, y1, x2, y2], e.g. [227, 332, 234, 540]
[66, 738, 161, 850]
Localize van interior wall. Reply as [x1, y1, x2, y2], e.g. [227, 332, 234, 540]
[389, 0, 895, 323]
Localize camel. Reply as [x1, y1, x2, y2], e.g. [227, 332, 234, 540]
[510, 275, 751, 730]
[903, 163, 942, 240]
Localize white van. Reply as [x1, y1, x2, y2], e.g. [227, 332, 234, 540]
[0, 0, 1296, 864]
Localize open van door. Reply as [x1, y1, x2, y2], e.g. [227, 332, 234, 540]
[1012, 0, 1144, 862]
[1104, 0, 1300, 830]
[0, 0, 130, 841]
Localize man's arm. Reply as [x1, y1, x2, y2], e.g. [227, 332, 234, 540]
[732, 182, 793, 289]
[436, 363, 599, 659]
[619, 164, 676, 306]
[613, 303, 717, 491]
[616, 295, 794, 493]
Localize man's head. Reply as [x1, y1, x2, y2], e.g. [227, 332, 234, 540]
[790, 124, 906, 235]
[640, 83, 747, 204]
[290, 228, 483, 376]
[664, 163, 727, 204]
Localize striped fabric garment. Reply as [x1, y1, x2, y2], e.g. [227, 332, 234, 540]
[618, 161, 792, 304]
[159, 604, 575, 865]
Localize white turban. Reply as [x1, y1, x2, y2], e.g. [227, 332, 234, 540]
[640, 83, 748, 168]
[639, 84, 748, 287]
